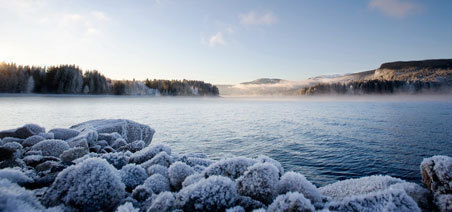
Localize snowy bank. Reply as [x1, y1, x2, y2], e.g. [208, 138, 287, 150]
[0, 119, 449, 211]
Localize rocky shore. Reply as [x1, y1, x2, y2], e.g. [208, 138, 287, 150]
[0, 119, 450, 211]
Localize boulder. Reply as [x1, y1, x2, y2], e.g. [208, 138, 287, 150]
[31, 139, 70, 157]
[22, 135, 45, 147]
[421, 155, 452, 195]
[48, 128, 80, 140]
[60, 147, 89, 163]
[236, 163, 279, 204]
[71, 119, 155, 146]
[0, 124, 45, 139]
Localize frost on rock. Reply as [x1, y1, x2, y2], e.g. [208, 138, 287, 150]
[42, 158, 125, 211]
[226, 205, 245, 212]
[0, 179, 46, 212]
[0, 124, 45, 139]
[22, 135, 45, 147]
[120, 164, 148, 190]
[434, 194, 452, 212]
[319, 175, 404, 200]
[203, 156, 256, 179]
[67, 129, 98, 146]
[236, 162, 279, 204]
[148, 191, 176, 212]
[31, 139, 70, 157]
[267, 192, 315, 212]
[101, 152, 130, 169]
[420, 155, 452, 195]
[131, 185, 151, 202]
[145, 151, 174, 167]
[256, 155, 284, 176]
[177, 176, 238, 211]
[48, 128, 80, 140]
[0, 168, 33, 185]
[389, 182, 432, 211]
[182, 173, 204, 188]
[70, 119, 155, 146]
[116, 202, 139, 212]
[277, 171, 324, 208]
[326, 188, 421, 212]
[169, 162, 195, 190]
[129, 144, 171, 164]
[146, 164, 169, 178]
[122, 140, 145, 152]
[178, 155, 214, 167]
[144, 173, 170, 194]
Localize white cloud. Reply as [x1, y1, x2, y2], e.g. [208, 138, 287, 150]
[91, 10, 109, 21]
[369, 0, 422, 18]
[239, 11, 277, 26]
[209, 32, 226, 47]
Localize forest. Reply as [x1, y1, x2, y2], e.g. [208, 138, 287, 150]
[0, 62, 219, 96]
[297, 79, 451, 95]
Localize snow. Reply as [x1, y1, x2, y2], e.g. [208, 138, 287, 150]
[236, 162, 280, 204]
[120, 164, 148, 190]
[177, 176, 238, 211]
[129, 144, 171, 164]
[267, 192, 315, 212]
[203, 156, 256, 179]
[144, 173, 170, 194]
[168, 161, 195, 190]
[30, 139, 70, 157]
[42, 158, 125, 211]
[0, 168, 33, 185]
[277, 171, 324, 208]
[146, 164, 169, 178]
[326, 188, 421, 212]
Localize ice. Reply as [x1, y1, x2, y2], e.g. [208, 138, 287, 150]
[267, 192, 315, 212]
[120, 164, 148, 190]
[30, 139, 70, 157]
[236, 162, 280, 204]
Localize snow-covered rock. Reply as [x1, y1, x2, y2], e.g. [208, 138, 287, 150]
[168, 162, 195, 190]
[0, 124, 45, 139]
[0, 179, 47, 212]
[0, 168, 33, 185]
[146, 164, 169, 178]
[277, 171, 324, 208]
[144, 173, 170, 194]
[60, 147, 89, 164]
[48, 128, 80, 140]
[144, 151, 174, 167]
[120, 164, 148, 190]
[177, 176, 238, 211]
[236, 162, 280, 204]
[31, 139, 70, 157]
[116, 202, 139, 212]
[434, 194, 452, 212]
[22, 135, 45, 147]
[101, 152, 130, 169]
[421, 155, 452, 195]
[71, 119, 155, 146]
[203, 156, 256, 179]
[148, 191, 176, 212]
[129, 144, 171, 164]
[42, 158, 125, 211]
[267, 192, 315, 212]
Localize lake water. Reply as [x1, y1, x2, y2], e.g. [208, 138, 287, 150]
[1, 95, 452, 187]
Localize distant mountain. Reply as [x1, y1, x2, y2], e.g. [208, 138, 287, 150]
[241, 78, 284, 85]
[217, 59, 452, 96]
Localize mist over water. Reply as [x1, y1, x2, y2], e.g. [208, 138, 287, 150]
[1, 95, 452, 186]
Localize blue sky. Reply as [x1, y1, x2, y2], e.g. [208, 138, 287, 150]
[0, 0, 451, 84]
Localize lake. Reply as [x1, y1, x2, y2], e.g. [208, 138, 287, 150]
[1, 95, 452, 187]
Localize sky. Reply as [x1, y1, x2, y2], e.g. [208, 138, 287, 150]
[0, 0, 451, 84]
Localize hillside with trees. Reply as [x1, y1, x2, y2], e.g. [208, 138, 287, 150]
[0, 62, 219, 96]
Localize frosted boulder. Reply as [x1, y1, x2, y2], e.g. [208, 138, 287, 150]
[71, 119, 155, 146]
[434, 194, 452, 212]
[178, 155, 214, 167]
[236, 162, 279, 204]
[98, 132, 122, 144]
[177, 176, 239, 211]
[0, 168, 33, 185]
[203, 156, 257, 179]
[148, 191, 176, 212]
[60, 147, 89, 163]
[168, 162, 195, 190]
[389, 182, 432, 211]
[22, 135, 45, 147]
[123, 140, 145, 152]
[145, 151, 174, 167]
[131, 185, 151, 201]
[31, 139, 70, 157]
[120, 164, 148, 190]
[101, 152, 130, 169]
[2, 142, 23, 158]
[48, 128, 80, 140]
[277, 171, 324, 208]
[0, 179, 46, 212]
[256, 155, 284, 176]
[226, 206, 245, 212]
[146, 164, 169, 178]
[67, 129, 98, 146]
[0, 124, 45, 139]
[42, 158, 126, 211]
[144, 173, 170, 194]
[182, 173, 204, 188]
[421, 155, 452, 194]
[326, 189, 421, 212]
[267, 192, 315, 212]
[129, 144, 171, 164]
[116, 202, 139, 212]
[319, 175, 404, 200]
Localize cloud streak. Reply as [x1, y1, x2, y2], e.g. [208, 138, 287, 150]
[209, 32, 226, 47]
[369, 0, 422, 18]
[239, 11, 277, 25]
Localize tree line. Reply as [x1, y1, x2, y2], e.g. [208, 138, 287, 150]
[298, 80, 452, 95]
[0, 62, 219, 96]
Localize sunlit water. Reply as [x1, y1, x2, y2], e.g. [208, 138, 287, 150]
[1, 95, 452, 187]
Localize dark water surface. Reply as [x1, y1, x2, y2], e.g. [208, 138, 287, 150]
[1, 95, 452, 186]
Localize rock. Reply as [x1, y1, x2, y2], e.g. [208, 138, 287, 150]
[97, 140, 109, 148]
[132, 185, 152, 202]
[15, 124, 45, 139]
[146, 151, 174, 168]
[129, 144, 171, 164]
[100, 152, 129, 169]
[122, 140, 145, 152]
[98, 132, 122, 145]
[267, 192, 315, 212]
[0, 158, 26, 169]
[0, 146, 15, 161]
[0, 129, 16, 139]
[35, 161, 64, 173]
[23, 155, 44, 167]
[168, 162, 195, 190]
[22, 135, 45, 147]
[0, 168, 33, 186]
[68, 138, 88, 148]
[67, 129, 98, 145]
[60, 147, 89, 163]
[146, 164, 169, 178]
[421, 155, 452, 195]
[31, 139, 70, 157]
[1, 137, 24, 144]
[112, 138, 128, 150]
[236, 163, 279, 204]
[143, 174, 170, 194]
[70, 119, 155, 146]
[434, 194, 452, 212]
[2, 142, 23, 158]
[120, 164, 148, 190]
[148, 192, 176, 212]
[203, 156, 257, 179]
[277, 171, 324, 209]
[89, 145, 102, 153]
[38, 132, 54, 139]
[48, 128, 80, 140]
[0, 179, 47, 211]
